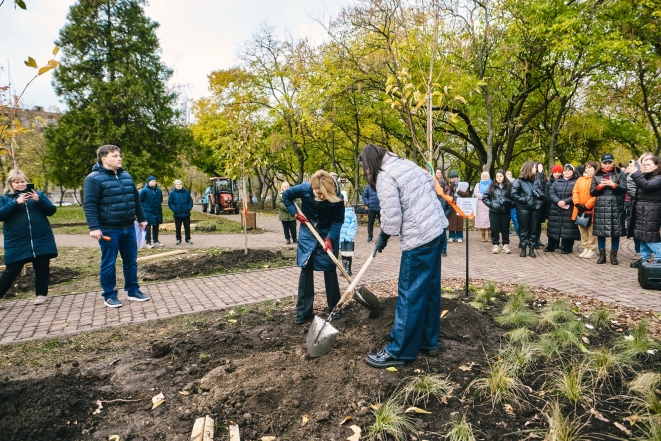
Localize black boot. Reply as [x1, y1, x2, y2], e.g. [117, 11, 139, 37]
[520, 245, 527, 257]
[610, 250, 619, 265]
[528, 245, 537, 258]
[630, 259, 643, 269]
[597, 249, 607, 264]
[341, 257, 351, 275]
[346, 256, 353, 276]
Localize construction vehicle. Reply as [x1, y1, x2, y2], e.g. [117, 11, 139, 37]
[207, 177, 239, 214]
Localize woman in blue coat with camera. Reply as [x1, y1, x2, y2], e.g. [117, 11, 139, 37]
[0, 170, 57, 306]
[282, 170, 345, 324]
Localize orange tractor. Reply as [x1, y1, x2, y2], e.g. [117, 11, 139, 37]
[207, 177, 239, 214]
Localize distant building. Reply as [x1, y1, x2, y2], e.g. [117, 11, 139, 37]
[0, 105, 61, 131]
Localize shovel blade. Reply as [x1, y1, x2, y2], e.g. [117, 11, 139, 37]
[306, 316, 339, 357]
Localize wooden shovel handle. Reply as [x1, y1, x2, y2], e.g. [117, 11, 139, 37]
[333, 252, 375, 314]
[295, 205, 352, 283]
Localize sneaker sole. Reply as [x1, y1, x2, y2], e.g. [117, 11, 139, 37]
[127, 296, 150, 302]
[104, 301, 123, 308]
[364, 356, 405, 369]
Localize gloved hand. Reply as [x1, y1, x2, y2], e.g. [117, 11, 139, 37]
[375, 231, 390, 253]
[576, 204, 587, 211]
[294, 213, 308, 224]
[323, 238, 333, 253]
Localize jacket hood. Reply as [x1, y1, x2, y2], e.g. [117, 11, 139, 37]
[92, 161, 123, 174]
[146, 175, 157, 187]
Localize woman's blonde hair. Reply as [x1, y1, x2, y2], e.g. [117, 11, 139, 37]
[280, 181, 290, 192]
[310, 170, 341, 203]
[4, 169, 28, 194]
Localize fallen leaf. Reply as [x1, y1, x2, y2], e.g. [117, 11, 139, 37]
[504, 404, 515, 416]
[585, 324, 594, 330]
[441, 310, 449, 318]
[178, 391, 190, 396]
[301, 414, 310, 425]
[370, 404, 383, 410]
[228, 319, 237, 324]
[614, 422, 632, 436]
[385, 366, 398, 372]
[623, 415, 642, 426]
[151, 392, 165, 410]
[450, 412, 459, 416]
[109, 436, 120, 441]
[414, 369, 423, 374]
[347, 425, 361, 441]
[590, 408, 609, 422]
[440, 396, 448, 404]
[405, 406, 432, 414]
[92, 400, 103, 415]
[62, 323, 68, 328]
[459, 362, 477, 371]
[339, 415, 352, 425]
[261, 437, 276, 441]
[582, 337, 590, 344]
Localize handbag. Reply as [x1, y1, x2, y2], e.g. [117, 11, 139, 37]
[575, 212, 591, 228]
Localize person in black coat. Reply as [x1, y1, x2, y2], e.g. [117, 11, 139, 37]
[482, 170, 513, 254]
[625, 156, 661, 266]
[543, 165, 562, 249]
[168, 179, 194, 245]
[590, 153, 627, 265]
[546, 165, 580, 254]
[511, 161, 545, 258]
[0, 170, 58, 306]
[140, 175, 164, 248]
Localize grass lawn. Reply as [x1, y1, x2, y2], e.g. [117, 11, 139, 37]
[41, 206, 245, 234]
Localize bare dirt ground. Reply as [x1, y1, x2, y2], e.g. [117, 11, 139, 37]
[0, 277, 659, 441]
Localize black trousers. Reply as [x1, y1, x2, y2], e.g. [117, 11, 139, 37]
[0, 256, 51, 299]
[367, 210, 381, 240]
[297, 260, 341, 318]
[547, 236, 575, 252]
[281, 220, 297, 241]
[145, 224, 159, 243]
[517, 208, 541, 247]
[174, 216, 191, 241]
[489, 212, 511, 245]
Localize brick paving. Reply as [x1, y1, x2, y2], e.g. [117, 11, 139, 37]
[0, 211, 659, 345]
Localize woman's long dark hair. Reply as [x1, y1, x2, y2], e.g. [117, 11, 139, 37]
[359, 144, 392, 190]
[519, 161, 537, 180]
[488, 170, 511, 196]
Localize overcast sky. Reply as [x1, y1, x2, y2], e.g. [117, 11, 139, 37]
[1, 0, 349, 112]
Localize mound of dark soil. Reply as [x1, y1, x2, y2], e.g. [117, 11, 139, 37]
[140, 249, 295, 281]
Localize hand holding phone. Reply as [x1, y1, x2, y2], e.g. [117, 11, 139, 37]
[26, 183, 34, 193]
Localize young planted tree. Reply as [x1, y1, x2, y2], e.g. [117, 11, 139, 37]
[44, 0, 190, 199]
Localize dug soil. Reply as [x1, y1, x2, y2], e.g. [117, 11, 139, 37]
[0, 279, 659, 440]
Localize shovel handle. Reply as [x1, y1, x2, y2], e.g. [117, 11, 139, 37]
[295, 205, 352, 283]
[330, 251, 376, 318]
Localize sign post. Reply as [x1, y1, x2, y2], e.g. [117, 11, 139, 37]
[456, 198, 477, 298]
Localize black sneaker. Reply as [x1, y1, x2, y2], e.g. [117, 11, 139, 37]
[127, 291, 150, 302]
[185, 239, 193, 245]
[441, 250, 447, 257]
[294, 315, 313, 324]
[286, 239, 291, 244]
[104, 297, 123, 308]
[365, 349, 405, 369]
[176, 240, 181, 245]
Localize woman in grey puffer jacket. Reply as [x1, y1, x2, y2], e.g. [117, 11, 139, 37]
[359, 144, 448, 370]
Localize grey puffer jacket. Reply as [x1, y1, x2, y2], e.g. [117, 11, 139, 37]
[628, 171, 661, 242]
[376, 154, 448, 251]
[590, 167, 627, 237]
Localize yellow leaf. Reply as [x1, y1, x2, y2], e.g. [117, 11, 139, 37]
[178, 391, 190, 396]
[504, 404, 515, 416]
[47, 59, 59, 68]
[347, 425, 361, 441]
[261, 437, 277, 441]
[109, 436, 120, 441]
[38, 66, 52, 76]
[453, 95, 467, 104]
[24, 57, 37, 68]
[459, 362, 477, 371]
[301, 414, 310, 425]
[385, 366, 398, 372]
[53, 46, 60, 55]
[227, 319, 237, 324]
[151, 392, 165, 410]
[339, 415, 352, 425]
[405, 406, 432, 414]
[369, 403, 382, 410]
[441, 310, 448, 318]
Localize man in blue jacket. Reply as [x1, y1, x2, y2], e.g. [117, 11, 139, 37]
[84, 145, 150, 308]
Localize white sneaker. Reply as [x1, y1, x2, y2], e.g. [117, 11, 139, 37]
[492, 245, 500, 254]
[583, 249, 596, 258]
[146, 243, 154, 249]
[154, 242, 165, 247]
[457, 239, 463, 243]
[503, 245, 511, 254]
[33, 296, 48, 305]
[578, 249, 587, 258]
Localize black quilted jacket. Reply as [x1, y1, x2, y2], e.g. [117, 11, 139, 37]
[547, 175, 580, 240]
[482, 184, 513, 215]
[511, 178, 545, 211]
[628, 171, 661, 242]
[589, 168, 627, 237]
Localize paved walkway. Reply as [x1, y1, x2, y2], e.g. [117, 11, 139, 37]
[0, 212, 659, 345]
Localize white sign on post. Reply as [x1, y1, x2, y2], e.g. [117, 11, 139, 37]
[456, 197, 477, 217]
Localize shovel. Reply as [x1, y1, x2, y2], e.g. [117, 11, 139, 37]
[306, 248, 378, 357]
[295, 205, 380, 311]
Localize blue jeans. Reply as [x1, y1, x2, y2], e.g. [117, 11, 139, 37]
[448, 230, 463, 241]
[99, 227, 140, 299]
[385, 234, 444, 360]
[597, 236, 620, 251]
[510, 208, 519, 234]
[640, 241, 661, 262]
[441, 229, 448, 251]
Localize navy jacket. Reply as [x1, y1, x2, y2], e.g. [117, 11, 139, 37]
[168, 187, 193, 218]
[0, 192, 58, 265]
[362, 186, 381, 211]
[282, 182, 344, 270]
[84, 162, 146, 231]
[139, 175, 163, 225]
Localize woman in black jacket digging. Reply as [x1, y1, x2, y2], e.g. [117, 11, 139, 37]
[482, 170, 513, 254]
[511, 161, 545, 258]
